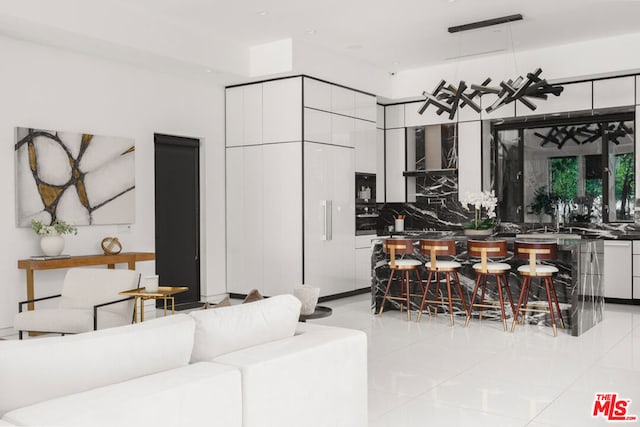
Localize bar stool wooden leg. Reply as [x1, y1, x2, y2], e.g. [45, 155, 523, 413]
[495, 274, 508, 331]
[543, 277, 558, 337]
[405, 270, 412, 321]
[417, 270, 433, 322]
[378, 270, 396, 316]
[433, 272, 440, 317]
[511, 276, 529, 332]
[503, 274, 516, 315]
[550, 279, 565, 329]
[445, 272, 455, 326]
[453, 271, 468, 316]
[465, 274, 483, 327]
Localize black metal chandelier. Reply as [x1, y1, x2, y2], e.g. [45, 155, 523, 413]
[418, 68, 565, 119]
[420, 15, 564, 119]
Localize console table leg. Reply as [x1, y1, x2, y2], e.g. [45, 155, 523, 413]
[26, 269, 35, 311]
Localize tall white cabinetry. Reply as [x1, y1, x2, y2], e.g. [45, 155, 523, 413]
[226, 76, 373, 297]
[226, 78, 303, 296]
[304, 142, 355, 296]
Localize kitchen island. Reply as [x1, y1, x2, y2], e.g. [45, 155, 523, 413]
[371, 232, 603, 336]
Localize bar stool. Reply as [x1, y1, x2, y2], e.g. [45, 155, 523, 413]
[465, 240, 515, 331]
[417, 240, 468, 326]
[378, 239, 423, 320]
[511, 241, 564, 337]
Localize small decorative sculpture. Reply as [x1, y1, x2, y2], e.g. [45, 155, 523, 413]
[101, 237, 122, 255]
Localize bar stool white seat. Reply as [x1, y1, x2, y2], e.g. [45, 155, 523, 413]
[517, 264, 559, 274]
[393, 259, 423, 267]
[472, 262, 511, 271]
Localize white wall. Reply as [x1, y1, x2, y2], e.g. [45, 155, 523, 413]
[391, 32, 640, 100]
[293, 40, 392, 97]
[0, 36, 227, 331]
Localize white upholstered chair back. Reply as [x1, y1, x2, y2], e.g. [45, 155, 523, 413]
[59, 268, 140, 320]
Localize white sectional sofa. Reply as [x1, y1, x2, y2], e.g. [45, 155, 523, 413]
[0, 295, 368, 427]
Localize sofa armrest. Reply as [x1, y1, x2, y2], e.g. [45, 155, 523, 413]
[214, 323, 367, 427]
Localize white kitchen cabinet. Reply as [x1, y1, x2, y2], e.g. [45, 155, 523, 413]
[354, 119, 376, 173]
[637, 76, 640, 105]
[385, 105, 405, 129]
[263, 77, 302, 144]
[225, 84, 262, 147]
[355, 92, 376, 122]
[593, 76, 635, 109]
[355, 235, 373, 289]
[304, 142, 355, 296]
[227, 143, 303, 296]
[376, 128, 385, 203]
[331, 114, 355, 147]
[604, 240, 632, 299]
[262, 143, 303, 296]
[331, 85, 356, 117]
[304, 78, 331, 111]
[632, 241, 640, 300]
[458, 121, 482, 198]
[376, 104, 384, 129]
[226, 146, 265, 295]
[385, 128, 406, 203]
[227, 75, 358, 298]
[304, 108, 332, 144]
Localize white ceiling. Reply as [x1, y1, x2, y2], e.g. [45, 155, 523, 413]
[121, 0, 640, 72]
[1, 0, 640, 76]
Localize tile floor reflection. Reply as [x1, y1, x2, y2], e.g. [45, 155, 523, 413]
[314, 294, 640, 427]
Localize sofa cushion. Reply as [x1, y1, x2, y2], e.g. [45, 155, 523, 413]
[0, 314, 195, 416]
[189, 294, 301, 362]
[3, 362, 242, 427]
[214, 323, 368, 427]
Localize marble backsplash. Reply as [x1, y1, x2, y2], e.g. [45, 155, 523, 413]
[377, 171, 640, 236]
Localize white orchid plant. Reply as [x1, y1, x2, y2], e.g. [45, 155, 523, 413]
[460, 191, 498, 230]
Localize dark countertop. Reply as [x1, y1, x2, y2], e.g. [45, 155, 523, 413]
[377, 228, 640, 241]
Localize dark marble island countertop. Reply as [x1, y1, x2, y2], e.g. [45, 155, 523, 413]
[370, 232, 603, 336]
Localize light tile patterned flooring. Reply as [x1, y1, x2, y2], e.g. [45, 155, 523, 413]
[314, 294, 640, 427]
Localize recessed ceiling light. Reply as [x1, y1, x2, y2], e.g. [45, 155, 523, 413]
[257, 10, 269, 16]
[305, 29, 317, 35]
[205, 69, 212, 73]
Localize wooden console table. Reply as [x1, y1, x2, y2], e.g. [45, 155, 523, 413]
[18, 252, 155, 311]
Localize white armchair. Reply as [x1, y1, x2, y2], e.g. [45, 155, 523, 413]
[14, 268, 140, 339]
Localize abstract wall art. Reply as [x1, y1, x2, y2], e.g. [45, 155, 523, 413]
[15, 127, 135, 226]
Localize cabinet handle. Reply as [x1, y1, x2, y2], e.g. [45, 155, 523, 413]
[327, 200, 333, 241]
[321, 200, 333, 241]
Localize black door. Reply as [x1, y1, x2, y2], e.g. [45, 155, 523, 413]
[154, 134, 200, 307]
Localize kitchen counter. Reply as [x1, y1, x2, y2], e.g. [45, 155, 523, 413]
[371, 233, 603, 336]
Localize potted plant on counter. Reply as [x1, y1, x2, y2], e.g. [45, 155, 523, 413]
[460, 191, 498, 237]
[31, 219, 77, 257]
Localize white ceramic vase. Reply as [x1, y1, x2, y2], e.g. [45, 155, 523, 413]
[40, 234, 65, 256]
[293, 286, 320, 315]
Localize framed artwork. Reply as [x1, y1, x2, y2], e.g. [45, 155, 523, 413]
[15, 127, 135, 226]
